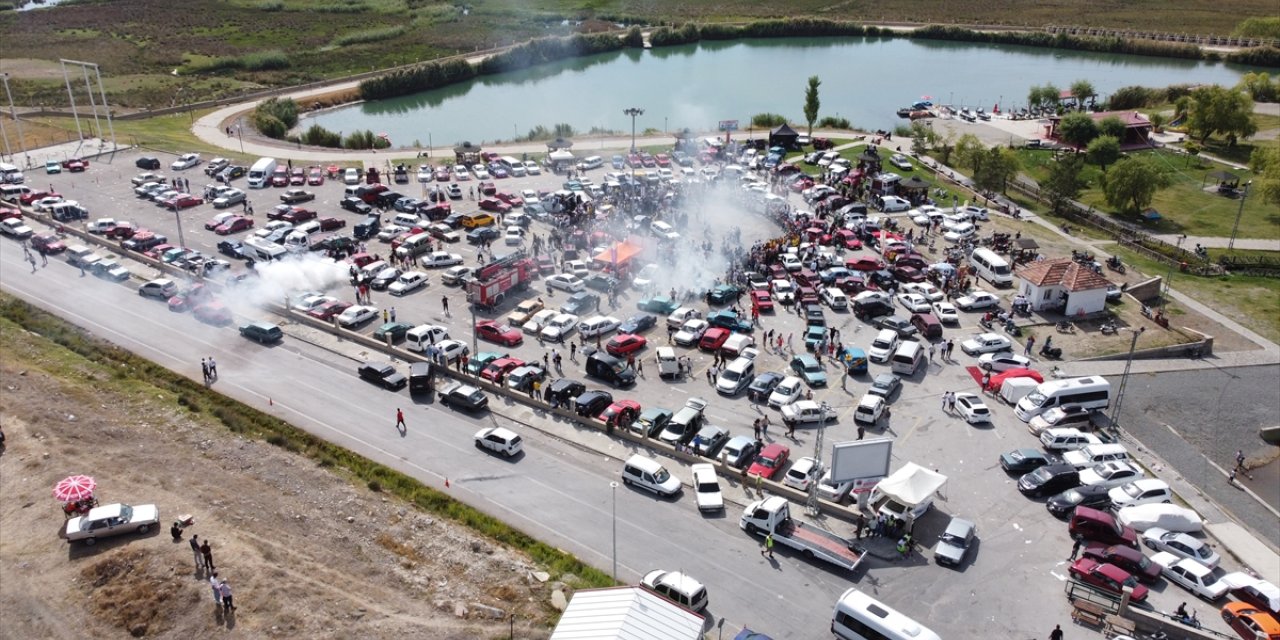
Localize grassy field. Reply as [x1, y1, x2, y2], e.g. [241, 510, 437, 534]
[1016, 147, 1279, 240]
[1, 0, 1275, 109]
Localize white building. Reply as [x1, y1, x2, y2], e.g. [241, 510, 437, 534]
[1015, 258, 1112, 316]
[551, 586, 704, 640]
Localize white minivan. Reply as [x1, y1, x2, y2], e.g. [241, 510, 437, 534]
[621, 455, 682, 497]
[832, 588, 942, 640]
[970, 247, 1013, 287]
[889, 340, 925, 375]
[247, 157, 277, 189]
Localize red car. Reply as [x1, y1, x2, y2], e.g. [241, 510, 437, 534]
[269, 206, 317, 223]
[476, 320, 523, 347]
[796, 286, 820, 306]
[834, 229, 862, 250]
[748, 443, 791, 480]
[106, 222, 137, 239]
[215, 216, 254, 235]
[891, 265, 925, 283]
[165, 194, 204, 209]
[699, 328, 731, 351]
[845, 256, 885, 272]
[193, 301, 233, 326]
[19, 190, 57, 206]
[478, 181, 497, 196]
[308, 301, 351, 321]
[31, 232, 66, 254]
[143, 243, 175, 260]
[749, 290, 774, 312]
[1081, 544, 1161, 584]
[789, 176, 814, 193]
[606, 333, 647, 357]
[289, 167, 306, 185]
[0, 207, 21, 221]
[493, 192, 521, 207]
[1067, 558, 1149, 602]
[270, 167, 289, 187]
[317, 217, 346, 231]
[435, 167, 450, 182]
[478, 198, 510, 214]
[307, 166, 325, 185]
[601, 399, 642, 427]
[480, 357, 525, 382]
[167, 284, 212, 312]
[62, 157, 89, 171]
[347, 253, 376, 268]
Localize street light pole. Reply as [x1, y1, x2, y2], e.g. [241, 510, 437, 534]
[1227, 181, 1252, 251]
[1109, 327, 1145, 428]
[623, 107, 644, 154]
[609, 481, 619, 581]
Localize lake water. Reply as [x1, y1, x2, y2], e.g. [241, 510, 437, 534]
[307, 36, 1257, 148]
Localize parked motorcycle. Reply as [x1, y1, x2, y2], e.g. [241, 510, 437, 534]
[1003, 319, 1022, 337]
[1100, 321, 1118, 335]
[1039, 345, 1063, 359]
[1106, 256, 1126, 274]
[1056, 320, 1075, 333]
[979, 318, 995, 331]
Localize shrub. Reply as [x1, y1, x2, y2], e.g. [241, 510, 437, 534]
[253, 113, 287, 139]
[240, 50, 291, 71]
[818, 116, 851, 129]
[1226, 46, 1280, 68]
[752, 113, 787, 127]
[343, 129, 390, 150]
[301, 124, 343, 147]
[333, 26, 407, 48]
[359, 57, 477, 101]
[1232, 17, 1280, 39]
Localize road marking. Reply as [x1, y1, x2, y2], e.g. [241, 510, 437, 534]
[899, 415, 925, 444]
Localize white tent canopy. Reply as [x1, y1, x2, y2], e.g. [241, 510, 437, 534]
[874, 463, 948, 506]
[551, 587, 704, 640]
[548, 150, 575, 162]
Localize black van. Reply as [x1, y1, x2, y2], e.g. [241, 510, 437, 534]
[545, 379, 585, 408]
[353, 215, 381, 239]
[585, 352, 636, 388]
[408, 362, 433, 395]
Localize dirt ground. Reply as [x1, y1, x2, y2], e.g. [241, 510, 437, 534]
[0, 330, 557, 640]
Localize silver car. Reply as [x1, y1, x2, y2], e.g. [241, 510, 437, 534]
[64, 503, 160, 545]
[934, 517, 975, 566]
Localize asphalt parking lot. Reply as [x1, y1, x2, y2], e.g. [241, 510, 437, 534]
[17, 148, 1253, 637]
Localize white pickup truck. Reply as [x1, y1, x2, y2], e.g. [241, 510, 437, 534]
[739, 497, 863, 571]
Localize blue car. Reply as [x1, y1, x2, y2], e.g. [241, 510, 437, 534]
[840, 347, 868, 375]
[636, 295, 680, 315]
[790, 354, 827, 387]
[803, 325, 826, 351]
[706, 310, 753, 333]
[611, 155, 625, 170]
[619, 314, 657, 334]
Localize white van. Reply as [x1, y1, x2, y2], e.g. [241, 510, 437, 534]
[621, 455, 682, 498]
[392, 212, 421, 228]
[0, 184, 33, 202]
[283, 221, 320, 252]
[247, 157, 277, 189]
[576, 155, 603, 171]
[889, 340, 925, 375]
[1015, 376, 1112, 422]
[242, 236, 287, 262]
[394, 232, 433, 259]
[715, 357, 756, 395]
[970, 247, 1013, 287]
[0, 162, 25, 184]
[656, 346, 679, 379]
[50, 200, 89, 221]
[404, 324, 449, 352]
[832, 588, 942, 640]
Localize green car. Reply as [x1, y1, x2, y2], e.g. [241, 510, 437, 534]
[467, 351, 505, 376]
[706, 284, 743, 305]
[372, 321, 413, 343]
[636, 295, 679, 315]
[803, 325, 826, 351]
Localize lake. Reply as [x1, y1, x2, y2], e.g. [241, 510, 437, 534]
[306, 36, 1258, 148]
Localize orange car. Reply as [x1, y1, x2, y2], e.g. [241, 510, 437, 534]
[1222, 602, 1280, 640]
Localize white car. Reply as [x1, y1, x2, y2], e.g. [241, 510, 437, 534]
[420, 251, 463, 268]
[1142, 527, 1221, 568]
[545, 273, 585, 293]
[960, 205, 990, 221]
[943, 223, 977, 243]
[578, 315, 620, 338]
[673, 319, 710, 346]
[780, 254, 803, 272]
[171, 153, 201, 170]
[666, 307, 702, 329]
[1, 218, 33, 238]
[376, 224, 407, 242]
[952, 392, 992, 424]
[955, 290, 1000, 311]
[540, 313, 579, 342]
[416, 165, 433, 182]
[434, 339, 470, 362]
[337, 305, 379, 327]
[343, 167, 361, 185]
[1078, 461, 1146, 489]
[770, 279, 796, 304]
[1117, 503, 1202, 533]
[1150, 552, 1228, 601]
[31, 196, 66, 212]
[292, 293, 336, 312]
[452, 165, 470, 181]
[889, 154, 912, 170]
[853, 290, 891, 307]
[820, 287, 848, 310]
[902, 282, 943, 302]
[64, 503, 160, 544]
[564, 259, 589, 277]
[690, 463, 724, 512]
[895, 292, 932, 314]
[931, 301, 960, 324]
[426, 223, 460, 243]
[867, 329, 899, 363]
[504, 227, 524, 246]
[388, 271, 429, 296]
[470, 164, 490, 180]
[523, 160, 541, 176]
[520, 189, 539, 206]
[522, 309, 558, 335]
[783, 457, 823, 491]
[767, 376, 804, 409]
[649, 220, 680, 240]
[212, 188, 246, 208]
[877, 196, 911, 212]
[474, 426, 523, 457]
[961, 333, 1013, 355]
[978, 352, 1031, 371]
[440, 265, 473, 286]
[633, 263, 659, 289]
[1108, 479, 1173, 509]
[909, 205, 945, 227]
[815, 469, 855, 503]
[255, 220, 292, 239]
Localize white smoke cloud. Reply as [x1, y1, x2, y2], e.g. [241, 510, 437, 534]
[222, 253, 351, 311]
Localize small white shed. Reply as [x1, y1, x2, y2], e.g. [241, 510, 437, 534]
[1015, 258, 1112, 316]
[550, 586, 705, 640]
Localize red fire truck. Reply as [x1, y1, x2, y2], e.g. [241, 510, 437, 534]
[467, 251, 537, 309]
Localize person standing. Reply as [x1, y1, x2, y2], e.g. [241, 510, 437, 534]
[1025, 335, 1036, 355]
[762, 533, 774, 559]
[1069, 538, 1082, 561]
[1049, 625, 1064, 640]
[201, 359, 210, 383]
[856, 424, 865, 440]
[395, 408, 406, 431]
[442, 296, 450, 317]
[190, 534, 203, 568]
[1235, 449, 1247, 472]
[219, 580, 235, 612]
[208, 357, 218, 380]
[208, 572, 221, 604]
[200, 539, 215, 571]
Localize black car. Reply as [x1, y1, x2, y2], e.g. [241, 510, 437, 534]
[804, 304, 826, 326]
[466, 227, 501, 244]
[874, 315, 919, 339]
[706, 284, 743, 305]
[369, 267, 402, 291]
[853, 299, 893, 320]
[1046, 484, 1113, 518]
[747, 372, 785, 402]
[545, 379, 585, 409]
[219, 165, 246, 181]
[618, 314, 657, 335]
[583, 273, 621, 292]
[869, 269, 896, 289]
[574, 390, 613, 417]
[560, 292, 599, 316]
[357, 362, 407, 390]
[867, 373, 902, 400]
[135, 156, 161, 170]
[999, 448, 1062, 474]
[340, 197, 373, 215]
[1017, 463, 1080, 498]
[217, 240, 245, 259]
[439, 382, 489, 411]
[442, 212, 466, 228]
[394, 197, 425, 213]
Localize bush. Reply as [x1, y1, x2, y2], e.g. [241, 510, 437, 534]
[333, 26, 407, 47]
[253, 113, 287, 139]
[1232, 17, 1280, 39]
[1226, 46, 1280, 68]
[301, 124, 343, 148]
[817, 116, 851, 129]
[751, 113, 787, 127]
[239, 50, 291, 71]
[359, 58, 477, 101]
[623, 26, 643, 48]
[343, 129, 390, 150]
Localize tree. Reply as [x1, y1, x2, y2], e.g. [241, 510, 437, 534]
[1186, 85, 1257, 145]
[1149, 112, 1167, 132]
[623, 26, 644, 48]
[1057, 111, 1099, 149]
[934, 130, 957, 166]
[1236, 71, 1278, 102]
[1098, 116, 1126, 141]
[909, 122, 936, 156]
[1249, 145, 1280, 207]
[1042, 154, 1087, 213]
[1103, 157, 1171, 213]
[952, 134, 984, 170]
[972, 147, 1021, 193]
[1086, 135, 1122, 173]
[1070, 79, 1096, 109]
[803, 76, 821, 136]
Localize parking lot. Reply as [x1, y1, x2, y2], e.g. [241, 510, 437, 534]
[11, 147, 1256, 637]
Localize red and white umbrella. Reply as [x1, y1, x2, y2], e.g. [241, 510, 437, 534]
[53, 475, 96, 502]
